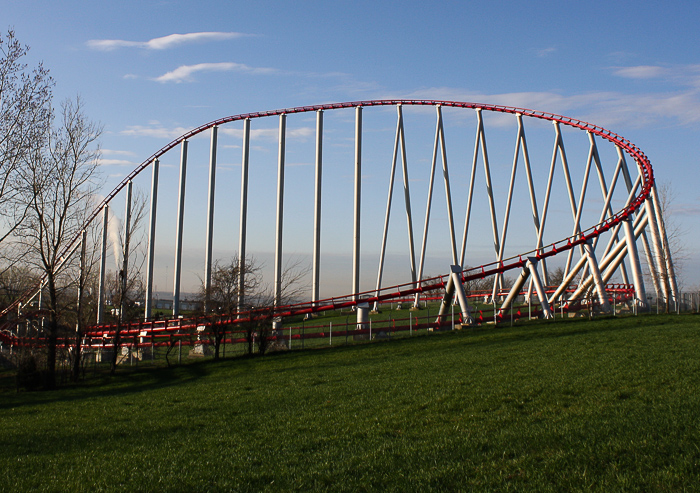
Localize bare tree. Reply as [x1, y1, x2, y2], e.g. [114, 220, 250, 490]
[199, 255, 262, 359]
[16, 97, 101, 389]
[0, 264, 39, 312]
[645, 182, 685, 312]
[250, 257, 309, 356]
[0, 29, 53, 249]
[204, 254, 263, 314]
[547, 267, 566, 288]
[107, 187, 148, 374]
[200, 255, 309, 358]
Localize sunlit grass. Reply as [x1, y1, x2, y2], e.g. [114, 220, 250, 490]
[2, 314, 700, 490]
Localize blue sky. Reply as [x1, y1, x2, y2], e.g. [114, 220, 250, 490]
[5, 0, 700, 294]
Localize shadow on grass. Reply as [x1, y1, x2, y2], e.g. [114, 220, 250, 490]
[1, 313, 691, 408]
[0, 358, 215, 410]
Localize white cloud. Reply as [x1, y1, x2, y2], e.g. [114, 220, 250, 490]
[612, 64, 700, 88]
[87, 32, 248, 51]
[613, 65, 668, 79]
[102, 149, 136, 157]
[120, 125, 192, 139]
[672, 203, 700, 216]
[153, 62, 277, 83]
[98, 159, 138, 167]
[219, 126, 314, 140]
[398, 86, 700, 128]
[537, 47, 556, 57]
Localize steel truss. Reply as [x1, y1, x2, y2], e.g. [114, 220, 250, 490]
[0, 100, 677, 348]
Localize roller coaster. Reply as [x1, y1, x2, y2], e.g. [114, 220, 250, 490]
[0, 100, 678, 354]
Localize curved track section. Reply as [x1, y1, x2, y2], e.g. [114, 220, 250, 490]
[0, 100, 678, 348]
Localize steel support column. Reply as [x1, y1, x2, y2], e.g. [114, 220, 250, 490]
[353, 106, 362, 300]
[623, 217, 647, 308]
[238, 119, 250, 313]
[436, 265, 473, 325]
[583, 241, 612, 313]
[375, 105, 417, 310]
[501, 262, 531, 313]
[645, 196, 670, 303]
[144, 159, 159, 320]
[173, 140, 188, 317]
[274, 114, 286, 309]
[527, 258, 553, 319]
[119, 181, 133, 323]
[312, 110, 323, 305]
[97, 205, 108, 324]
[437, 106, 458, 265]
[651, 185, 679, 304]
[204, 126, 218, 313]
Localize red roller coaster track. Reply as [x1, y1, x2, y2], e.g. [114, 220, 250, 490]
[0, 100, 656, 348]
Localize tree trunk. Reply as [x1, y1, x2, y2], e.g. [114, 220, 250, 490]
[45, 275, 58, 390]
[110, 321, 121, 375]
[45, 320, 57, 390]
[71, 329, 82, 382]
[214, 330, 222, 360]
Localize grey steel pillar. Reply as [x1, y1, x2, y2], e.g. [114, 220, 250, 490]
[144, 159, 159, 320]
[395, 105, 418, 307]
[651, 186, 679, 304]
[119, 181, 133, 323]
[583, 241, 612, 313]
[623, 217, 647, 309]
[436, 266, 473, 325]
[375, 105, 402, 310]
[356, 302, 369, 331]
[274, 114, 286, 308]
[353, 106, 362, 300]
[501, 262, 531, 312]
[437, 106, 458, 265]
[417, 106, 442, 293]
[312, 110, 323, 305]
[527, 258, 553, 319]
[173, 140, 188, 317]
[97, 205, 108, 324]
[238, 119, 250, 313]
[644, 197, 670, 302]
[450, 266, 473, 324]
[204, 126, 218, 313]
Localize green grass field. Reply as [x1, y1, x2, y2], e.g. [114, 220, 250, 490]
[2, 313, 700, 491]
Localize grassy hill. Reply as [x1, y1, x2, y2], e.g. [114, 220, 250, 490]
[2, 314, 700, 491]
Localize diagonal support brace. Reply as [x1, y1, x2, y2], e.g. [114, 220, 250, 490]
[527, 257, 553, 319]
[437, 265, 474, 326]
[583, 240, 612, 313]
[500, 261, 531, 313]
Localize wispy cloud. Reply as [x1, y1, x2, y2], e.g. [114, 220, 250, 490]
[219, 127, 314, 140]
[153, 62, 277, 83]
[612, 64, 700, 88]
[87, 32, 249, 51]
[98, 149, 139, 166]
[98, 158, 138, 167]
[537, 47, 556, 57]
[121, 125, 193, 139]
[102, 149, 136, 157]
[120, 122, 314, 141]
[671, 202, 700, 217]
[399, 85, 700, 128]
[613, 65, 668, 79]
